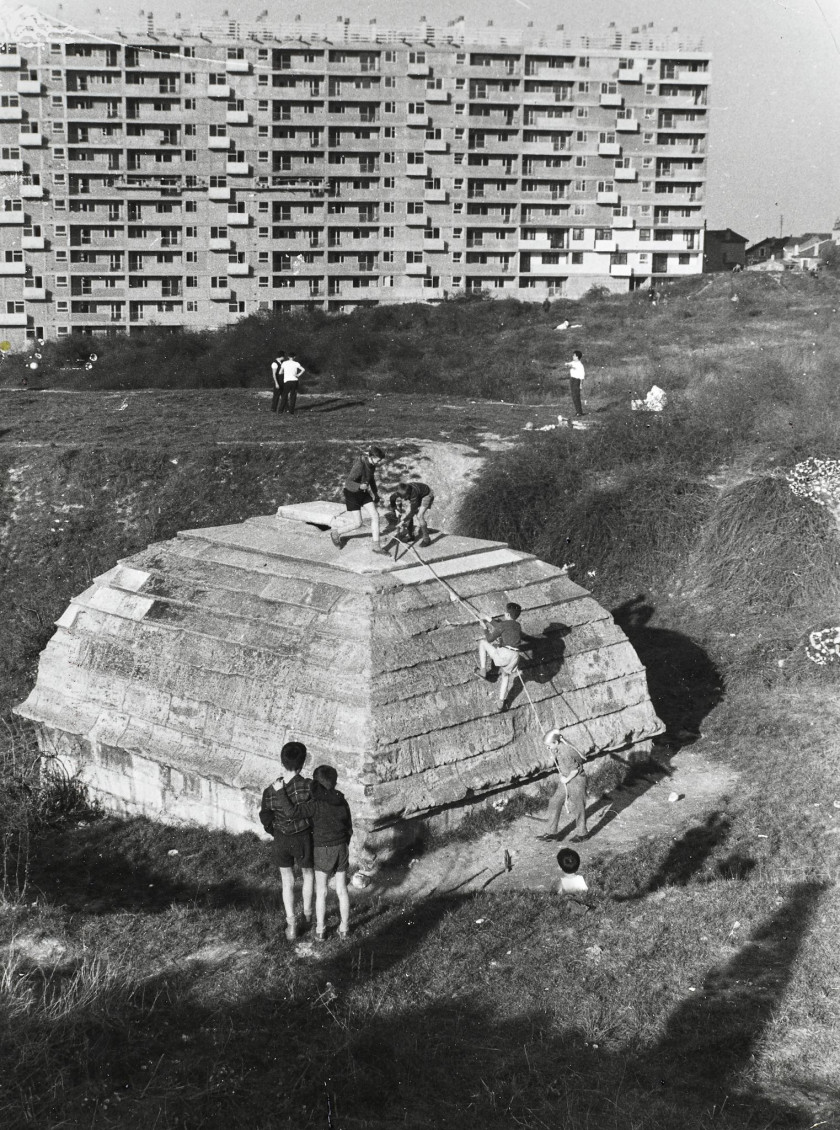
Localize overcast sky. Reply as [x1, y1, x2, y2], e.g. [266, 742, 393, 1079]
[14, 0, 840, 241]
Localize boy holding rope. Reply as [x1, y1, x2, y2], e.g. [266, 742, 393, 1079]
[538, 728, 589, 843]
[476, 601, 526, 713]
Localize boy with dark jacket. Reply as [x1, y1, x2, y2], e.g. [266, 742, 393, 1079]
[270, 763, 353, 940]
[260, 741, 314, 941]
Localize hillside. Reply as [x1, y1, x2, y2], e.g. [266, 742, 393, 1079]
[1, 273, 840, 1129]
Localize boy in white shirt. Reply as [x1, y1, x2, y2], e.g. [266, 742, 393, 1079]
[278, 353, 305, 416]
[562, 350, 585, 417]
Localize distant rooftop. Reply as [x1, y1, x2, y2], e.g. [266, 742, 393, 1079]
[3, 5, 707, 53]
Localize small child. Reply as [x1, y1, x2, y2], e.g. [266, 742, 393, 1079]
[271, 763, 353, 940]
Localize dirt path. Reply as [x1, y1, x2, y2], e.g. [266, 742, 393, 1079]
[370, 746, 740, 899]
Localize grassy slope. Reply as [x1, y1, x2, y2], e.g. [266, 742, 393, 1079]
[2, 273, 840, 1128]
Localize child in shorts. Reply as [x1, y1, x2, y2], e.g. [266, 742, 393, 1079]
[270, 763, 353, 940]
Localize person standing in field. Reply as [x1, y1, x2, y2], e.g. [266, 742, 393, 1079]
[329, 446, 388, 554]
[270, 352, 287, 413]
[259, 741, 315, 942]
[537, 728, 589, 843]
[562, 349, 585, 417]
[278, 353, 305, 416]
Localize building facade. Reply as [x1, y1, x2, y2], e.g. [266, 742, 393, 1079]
[0, 18, 710, 344]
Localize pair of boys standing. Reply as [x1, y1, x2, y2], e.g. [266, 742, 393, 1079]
[260, 741, 353, 941]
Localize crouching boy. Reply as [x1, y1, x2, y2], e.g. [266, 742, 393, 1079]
[269, 763, 353, 940]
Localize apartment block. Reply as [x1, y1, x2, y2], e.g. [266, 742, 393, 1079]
[0, 18, 710, 345]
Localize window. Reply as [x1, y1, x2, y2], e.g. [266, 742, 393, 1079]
[185, 98, 196, 110]
[406, 251, 424, 264]
[383, 201, 394, 214]
[185, 275, 197, 288]
[384, 101, 395, 113]
[384, 76, 395, 88]
[185, 251, 197, 262]
[409, 52, 426, 64]
[383, 226, 394, 238]
[571, 252, 583, 264]
[406, 152, 425, 165]
[6, 301, 25, 314]
[576, 107, 588, 118]
[455, 104, 465, 115]
[639, 228, 651, 241]
[383, 153, 394, 164]
[382, 250, 394, 264]
[407, 202, 424, 215]
[259, 227, 269, 237]
[185, 226, 197, 237]
[383, 176, 395, 188]
[679, 253, 691, 265]
[595, 228, 611, 240]
[643, 132, 654, 144]
[641, 181, 651, 192]
[407, 102, 425, 115]
[210, 276, 228, 288]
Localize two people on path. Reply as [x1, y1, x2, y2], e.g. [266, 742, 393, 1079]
[271, 352, 305, 416]
[260, 741, 353, 942]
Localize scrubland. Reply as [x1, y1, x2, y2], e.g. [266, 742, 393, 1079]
[1, 272, 840, 1128]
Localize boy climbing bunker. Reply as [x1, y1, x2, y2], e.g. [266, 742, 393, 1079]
[14, 502, 663, 866]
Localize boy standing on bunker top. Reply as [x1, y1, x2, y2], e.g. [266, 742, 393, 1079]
[259, 741, 314, 941]
[476, 601, 525, 713]
[269, 764, 353, 941]
[562, 349, 585, 417]
[329, 446, 388, 554]
[538, 728, 588, 843]
[278, 353, 305, 416]
[386, 481, 435, 547]
[270, 352, 287, 413]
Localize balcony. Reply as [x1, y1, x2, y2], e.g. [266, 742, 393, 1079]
[425, 88, 449, 103]
[615, 168, 637, 181]
[612, 216, 635, 229]
[23, 285, 47, 300]
[210, 287, 232, 300]
[616, 118, 640, 133]
[405, 212, 427, 227]
[406, 113, 429, 127]
[424, 139, 448, 153]
[208, 186, 231, 201]
[17, 80, 42, 95]
[423, 237, 447, 251]
[618, 68, 644, 83]
[598, 142, 621, 157]
[226, 60, 251, 74]
[228, 262, 251, 276]
[0, 106, 23, 121]
[610, 263, 634, 277]
[600, 93, 624, 108]
[424, 188, 448, 203]
[227, 212, 251, 226]
[518, 237, 551, 251]
[226, 111, 250, 125]
[522, 141, 569, 155]
[407, 63, 430, 77]
[22, 234, 45, 249]
[0, 263, 25, 275]
[208, 84, 232, 99]
[659, 94, 708, 110]
[226, 161, 250, 175]
[596, 191, 619, 205]
[209, 238, 232, 251]
[20, 183, 44, 198]
[0, 54, 22, 69]
[405, 163, 429, 178]
[0, 210, 24, 224]
[209, 136, 232, 150]
[405, 262, 428, 276]
[18, 132, 43, 147]
[0, 312, 27, 326]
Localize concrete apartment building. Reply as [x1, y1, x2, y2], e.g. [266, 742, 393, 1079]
[0, 16, 710, 345]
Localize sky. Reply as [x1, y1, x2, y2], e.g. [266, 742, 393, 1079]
[9, 0, 840, 242]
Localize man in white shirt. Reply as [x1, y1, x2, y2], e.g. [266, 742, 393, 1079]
[278, 353, 305, 416]
[562, 349, 585, 417]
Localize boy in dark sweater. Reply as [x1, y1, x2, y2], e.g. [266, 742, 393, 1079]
[259, 741, 314, 942]
[271, 763, 353, 940]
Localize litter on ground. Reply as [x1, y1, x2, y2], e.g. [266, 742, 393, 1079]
[631, 385, 667, 412]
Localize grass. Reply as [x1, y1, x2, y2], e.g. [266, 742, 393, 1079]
[2, 272, 840, 1126]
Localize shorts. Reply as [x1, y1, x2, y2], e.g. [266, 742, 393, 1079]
[314, 842, 350, 876]
[272, 830, 313, 869]
[344, 488, 374, 512]
[484, 643, 523, 676]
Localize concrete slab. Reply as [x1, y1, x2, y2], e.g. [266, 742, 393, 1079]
[276, 500, 344, 525]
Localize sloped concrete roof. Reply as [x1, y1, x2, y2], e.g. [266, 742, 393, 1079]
[16, 505, 662, 855]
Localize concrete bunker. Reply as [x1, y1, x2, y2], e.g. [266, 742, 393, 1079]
[15, 503, 663, 863]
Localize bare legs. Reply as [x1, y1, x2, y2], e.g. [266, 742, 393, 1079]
[315, 871, 350, 936]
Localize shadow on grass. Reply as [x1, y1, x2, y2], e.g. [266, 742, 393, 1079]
[1, 881, 828, 1128]
[613, 595, 724, 743]
[295, 397, 367, 414]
